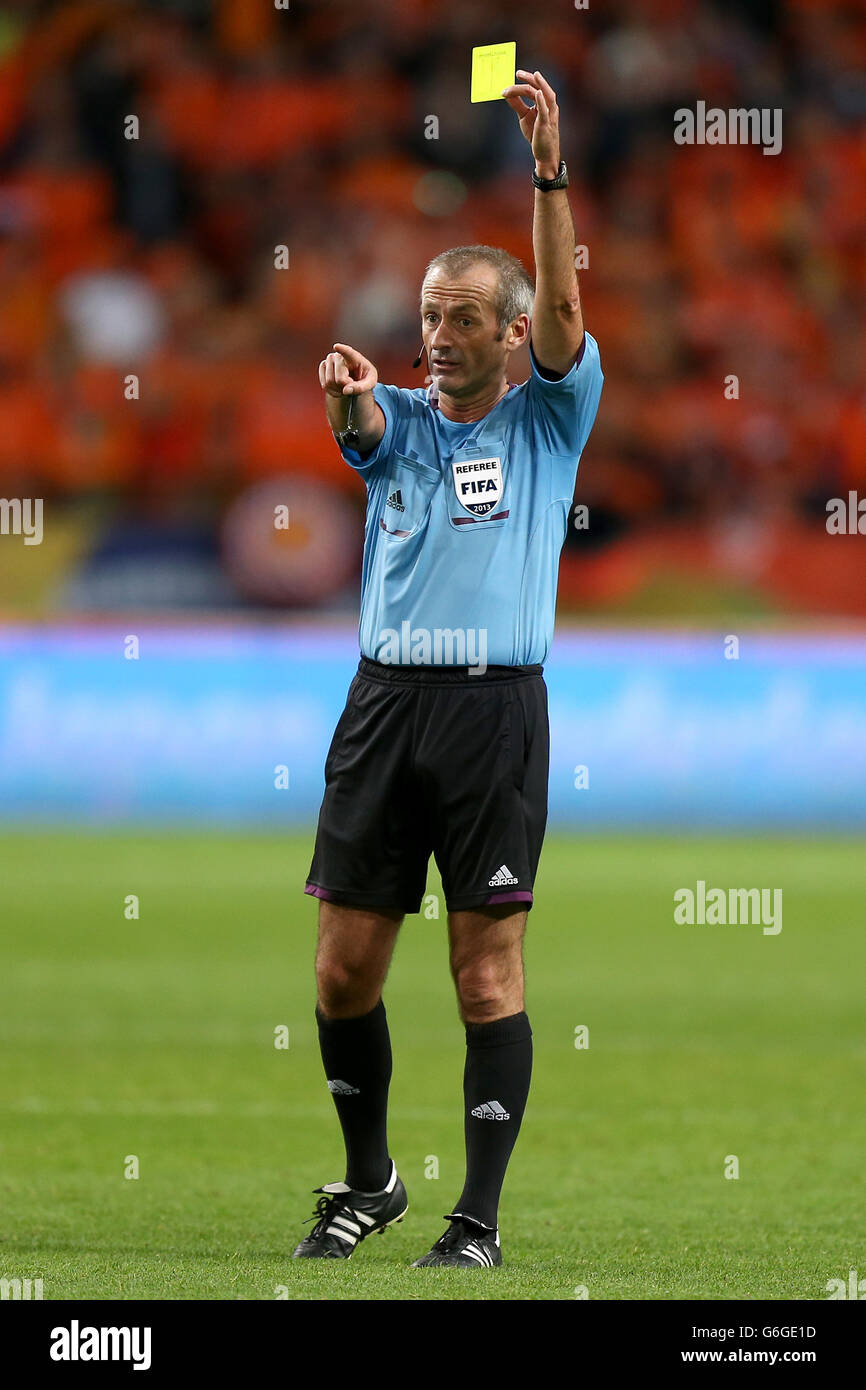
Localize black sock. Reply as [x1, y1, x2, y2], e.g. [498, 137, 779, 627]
[316, 998, 392, 1191]
[452, 1011, 533, 1232]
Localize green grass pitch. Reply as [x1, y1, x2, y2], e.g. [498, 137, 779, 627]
[1, 831, 864, 1301]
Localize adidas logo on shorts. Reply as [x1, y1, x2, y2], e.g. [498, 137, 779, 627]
[386, 489, 405, 512]
[327, 1079, 360, 1095]
[471, 1100, 511, 1120]
[488, 863, 518, 887]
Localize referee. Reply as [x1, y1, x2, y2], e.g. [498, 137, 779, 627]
[293, 70, 603, 1268]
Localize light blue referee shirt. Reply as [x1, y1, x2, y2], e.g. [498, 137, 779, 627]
[338, 333, 604, 667]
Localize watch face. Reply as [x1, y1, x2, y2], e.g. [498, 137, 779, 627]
[535, 161, 566, 186]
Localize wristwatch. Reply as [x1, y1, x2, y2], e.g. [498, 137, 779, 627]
[532, 159, 568, 191]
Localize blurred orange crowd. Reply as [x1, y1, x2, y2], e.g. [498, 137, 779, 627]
[0, 0, 864, 608]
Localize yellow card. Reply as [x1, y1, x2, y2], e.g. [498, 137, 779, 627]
[470, 42, 516, 103]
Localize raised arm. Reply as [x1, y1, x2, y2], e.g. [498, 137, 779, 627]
[320, 342, 386, 458]
[502, 69, 584, 376]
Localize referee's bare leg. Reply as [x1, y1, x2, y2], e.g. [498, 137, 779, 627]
[448, 905, 527, 1023]
[316, 901, 402, 1018]
[447, 905, 533, 1233]
[313, 901, 402, 1192]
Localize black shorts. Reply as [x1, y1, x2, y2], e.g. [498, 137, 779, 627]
[305, 657, 549, 915]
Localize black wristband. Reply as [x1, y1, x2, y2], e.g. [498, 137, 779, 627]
[532, 159, 568, 191]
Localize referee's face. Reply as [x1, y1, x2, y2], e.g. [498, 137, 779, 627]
[420, 264, 527, 399]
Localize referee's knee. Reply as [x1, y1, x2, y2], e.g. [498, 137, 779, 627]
[452, 962, 523, 1023]
[316, 959, 382, 1018]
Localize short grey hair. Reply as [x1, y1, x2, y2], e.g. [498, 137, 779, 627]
[421, 244, 535, 337]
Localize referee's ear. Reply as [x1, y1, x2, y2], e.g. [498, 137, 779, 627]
[505, 313, 531, 351]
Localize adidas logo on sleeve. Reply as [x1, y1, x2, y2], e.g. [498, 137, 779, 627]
[488, 864, 518, 887]
[470, 1100, 511, 1120]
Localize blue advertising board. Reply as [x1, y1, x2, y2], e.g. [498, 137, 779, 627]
[0, 626, 864, 827]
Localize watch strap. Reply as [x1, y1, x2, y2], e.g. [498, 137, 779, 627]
[532, 159, 568, 191]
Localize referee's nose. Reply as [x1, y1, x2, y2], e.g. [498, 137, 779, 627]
[429, 319, 454, 354]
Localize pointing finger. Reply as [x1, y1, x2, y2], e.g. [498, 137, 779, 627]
[344, 370, 376, 395]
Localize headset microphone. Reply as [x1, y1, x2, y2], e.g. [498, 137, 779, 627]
[411, 341, 439, 406]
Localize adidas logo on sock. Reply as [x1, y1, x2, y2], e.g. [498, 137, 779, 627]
[386, 489, 405, 512]
[488, 864, 518, 887]
[327, 1079, 360, 1095]
[471, 1099, 510, 1121]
